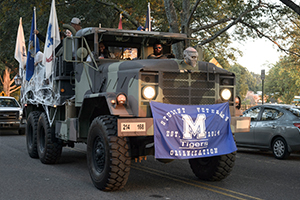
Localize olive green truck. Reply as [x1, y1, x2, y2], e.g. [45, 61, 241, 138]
[22, 27, 238, 191]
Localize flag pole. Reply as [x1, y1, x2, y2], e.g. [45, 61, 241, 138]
[148, 2, 150, 30]
[19, 17, 23, 75]
[34, 7, 36, 56]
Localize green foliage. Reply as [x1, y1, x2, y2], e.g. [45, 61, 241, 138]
[0, 0, 162, 64]
[228, 64, 261, 100]
[229, 64, 248, 99]
[0, 62, 5, 91]
[264, 16, 300, 104]
[265, 55, 300, 104]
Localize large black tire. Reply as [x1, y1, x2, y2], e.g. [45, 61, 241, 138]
[37, 112, 62, 164]
[26, 111, 41, 158]
[87, 115, 131, 191]
[272, 137, 290, 159]
[189, 152, 236, 181]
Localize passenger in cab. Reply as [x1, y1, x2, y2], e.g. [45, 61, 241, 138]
[98, 42, 110, 59]
[87, 42, 114, 61]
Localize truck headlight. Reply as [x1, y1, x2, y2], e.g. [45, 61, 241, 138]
[142, 86, 156, 100]
[220, 89, 231, 101]
[117, 93, 127, 105]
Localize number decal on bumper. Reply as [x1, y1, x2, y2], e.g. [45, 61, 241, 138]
[121, 122, 146, 132]
[118, 118, 153, 136]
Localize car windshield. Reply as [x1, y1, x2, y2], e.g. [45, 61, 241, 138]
[0, 98, 20, 108]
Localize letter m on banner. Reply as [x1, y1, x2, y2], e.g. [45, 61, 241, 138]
[182, 114, 206, 139]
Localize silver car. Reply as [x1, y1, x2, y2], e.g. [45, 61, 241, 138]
[0, 96, 25, 134]
[235, 104, 300, 159]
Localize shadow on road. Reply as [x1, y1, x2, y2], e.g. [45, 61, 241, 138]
[0, 130, 21, 136]
[237, 147, 300, 160]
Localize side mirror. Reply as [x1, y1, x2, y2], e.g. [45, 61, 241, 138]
[77, 47, 88, 59]
[63, 36, 91, 62]
[63, 37, 74, 61]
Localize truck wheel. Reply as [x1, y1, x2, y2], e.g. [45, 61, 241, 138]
[37, 112, 62, 164]
[26, 111, 41, 158]
[189, 152, 236, 181]
[87, 116, 131, 191]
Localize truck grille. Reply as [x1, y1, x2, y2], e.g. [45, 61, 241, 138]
[162, 72, 216, 105]
[0, 111, 19, 120]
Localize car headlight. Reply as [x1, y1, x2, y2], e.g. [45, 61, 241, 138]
[142, 86, 156, 100]
[220, 89, 231, 101]
[19, 110, 23, 120]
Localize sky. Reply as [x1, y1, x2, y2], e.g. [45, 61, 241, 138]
[232, 38, 284, 75]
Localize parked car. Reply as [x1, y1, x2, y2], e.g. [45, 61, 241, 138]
[0, 96, 25, 134]
[235, 104, 300, 159]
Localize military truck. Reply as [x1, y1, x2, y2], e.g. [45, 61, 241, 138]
[22, 26, 237, 191]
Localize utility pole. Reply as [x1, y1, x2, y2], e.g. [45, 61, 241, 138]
[261, 69, 265, 104]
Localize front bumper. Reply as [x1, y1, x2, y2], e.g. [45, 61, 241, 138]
[117, 117, 251, 137]
[0, 119, 26, 130]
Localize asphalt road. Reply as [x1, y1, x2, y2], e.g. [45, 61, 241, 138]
[1, 130, 300, 200]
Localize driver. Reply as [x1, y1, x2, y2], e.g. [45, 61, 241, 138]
[147, 43, 166, 59]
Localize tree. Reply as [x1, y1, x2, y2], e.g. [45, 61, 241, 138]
[265, 55, 300, 104]
[249, 72, 261, 93]
[279, 0, 300, 16]
[2, 0, 300, 76]
[0, 67, 20, 97]
[162, 0, 300, 62]
[264, 13, 300, 104]
[228, 64, 249, 99]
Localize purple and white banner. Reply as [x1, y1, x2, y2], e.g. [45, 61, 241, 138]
[150, 101, 237, 159]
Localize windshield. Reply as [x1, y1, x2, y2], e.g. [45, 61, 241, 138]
[0, 98, 20, 108]
[108, 47, 138, 60]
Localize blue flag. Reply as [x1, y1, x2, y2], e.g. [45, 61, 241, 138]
[26, 10, 40, 81]
[150, 102, 237, 159]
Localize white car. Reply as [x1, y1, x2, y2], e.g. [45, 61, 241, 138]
[0, 96, 25, 134]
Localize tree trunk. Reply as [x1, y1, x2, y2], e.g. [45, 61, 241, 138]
[0, 67, 20, 96]
[181, 0, 190, 46]
[164, 0, 183, 59]
[2, 67, 11, 96]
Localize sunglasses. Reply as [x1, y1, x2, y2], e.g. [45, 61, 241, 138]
[155, 46, 162, 49]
